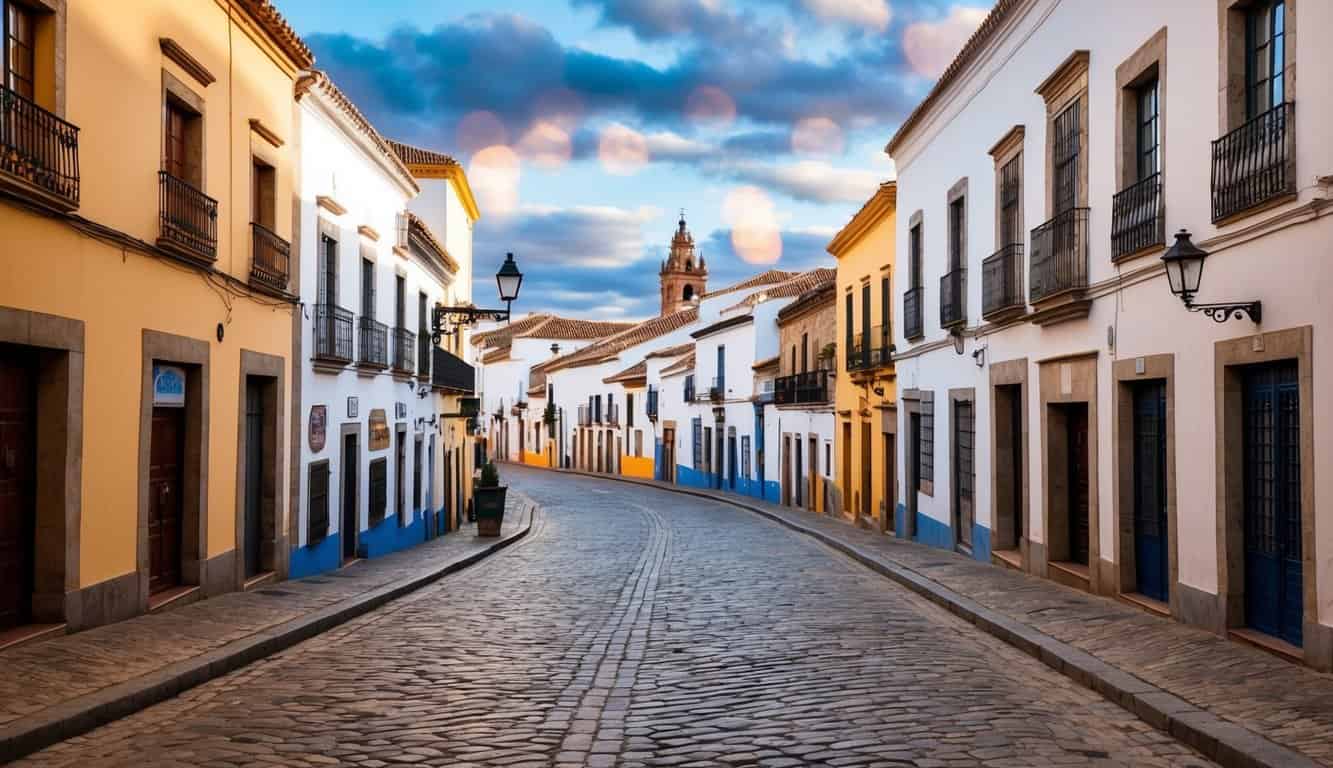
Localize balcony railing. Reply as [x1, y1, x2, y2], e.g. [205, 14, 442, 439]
[357, 317, 388, 369]
[847, 325, 891, 371]
[1111, 172, 1163, 259]
[939, 268, 966, 328]
[158, 171, 218, 261]
[606, 402, 621, 426]
[314, 304, 354, 364]
[391, 327, 416, 374]
[0, 84, 80, 210]
[250, 223, 290, 291]
[981, 243, 1025, 319]
[647, 387, 659, 420]
[417, 331, 432, 380]
[1212, 102, 1295, 223]
[431, 346, 474, 393]
[709, 377, 724, 401]
[774, 370, 830, 405]
[1029, 207, 1090, 303]
[903, 286, 924, 340]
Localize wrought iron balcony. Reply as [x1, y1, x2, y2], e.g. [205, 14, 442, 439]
[903, 286, 924, 340]
[431, 346, 475, 393]
[314, 303, 354, 364]
[391, 327, 416, 374]
[847, 325, 891, 372]
[709, 377, 724, 401]
[939, 268, 966, 328]
[0, 84, 79, 210]
[417, 331, 432, 380]
[1111, 172, 1163, 259]
[1212, 102, 1295, 223]
[981, 243, 1025, 320]
[250, 223, 290, 292]
[774, 369, 830, 405]
[357, 317, 388, 369]
[158, 171, 218, 261]
[1029, 207, 1089, 302]
[647, 387, 659, 420]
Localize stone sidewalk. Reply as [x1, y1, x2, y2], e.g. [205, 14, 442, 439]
[552, 469, 1333, 768]
[0, 494, 535, 761]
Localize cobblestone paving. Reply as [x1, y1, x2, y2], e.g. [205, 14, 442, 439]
[19, 468, 1214, 767]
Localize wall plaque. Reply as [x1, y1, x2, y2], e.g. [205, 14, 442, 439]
[395, 401, 407, 420]
[347, 396, 359, 418]
[369, 408, 390, 451]
[152, 364, 186, 407]
[309, 405, 327, 453]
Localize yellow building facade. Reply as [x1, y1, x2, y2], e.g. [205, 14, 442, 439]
[0, 0, 309, 635]
[827, 182, 898, 532]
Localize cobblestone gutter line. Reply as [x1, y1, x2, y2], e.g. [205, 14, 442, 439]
[0, 499, 538, 765]
[544, 468, 1319, 768]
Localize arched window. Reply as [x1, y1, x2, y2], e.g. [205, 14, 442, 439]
[685, 259, 693, 271]
[683, 284, 695, 301]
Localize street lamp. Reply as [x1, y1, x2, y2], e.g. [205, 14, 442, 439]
[1161, 229, 1261, 323]
[431, 252, 525, 344]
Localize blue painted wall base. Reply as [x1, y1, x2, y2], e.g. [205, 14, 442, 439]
[914, 512, 953, 550]
[360, 510, 427, 559]
[674, 464, 779, 503]
[289, 532, 341, 579]
[971, 523, 992, 563]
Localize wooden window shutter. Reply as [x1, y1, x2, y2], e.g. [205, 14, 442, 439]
[308, 461, 330, 543]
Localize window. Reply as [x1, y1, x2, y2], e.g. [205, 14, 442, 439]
[252, 158, 276, 229]
[999, 155, 1021, 245]
[395, 432, 405, 523]
[1134, 80, 1160, 180]
[3, 0, 35, 100]
[692, 417, 702, 468]
[1246, 1, 1285, 119]
[948, 198, 965, 269]
[880, 276, 890, 344]
[308, 461, 329, 543]
[909, 223, 923, 288]
[800, 333, 808, 373]
[1053, 101, 1080, 214]
[635, 429, 643, 457]
[369, 458, 387, 524]
[716, 346, 726, 391]
[704, 427, 712, 474]
[627, 392, 634, 427]
[318, 234, 337, 305]
[825, 443, 831, 476]
[844, 293, 854, 357]
[860, 282, 870, 351]
[360, 258, 374, 316]
[413, 437, 422, 512]
[395, 275, 406, 329]
[920, 392, 935, 485]
[741, 435, 751, 480]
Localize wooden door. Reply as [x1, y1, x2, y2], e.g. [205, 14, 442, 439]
[809, 436, 818, 513]
[1243, 362, 1302, 646]
[954, 402, 974, 551]
[662, 428, 675, 482]
[793, 438, 803, 506]
[164, 102, 189, 181]
[341, 434, 358, 560]
[148, 406, 185, 594]
[243, 380, 264, 578]
[727, 435, 737, 490]
[0, 345, 36, 629]
[883, 433, 896, 533]
[1067, 405, 1090, 566]
[908, 413, 921, 537]
[443, 450, 453, 533]
[860, 422, 872, 519]
[1133, 382, 1168, 602]
[1008, 388, 1024, 547]
[781, 436, 791, 506]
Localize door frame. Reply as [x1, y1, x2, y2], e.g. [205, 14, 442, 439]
[949, 388, 976, 555]
[234, 351, 285, 588]
[339, 424, 361, 560]
[989, 358, 1029, 560]
[1112, 355, 1177, 611]
[1037, 353, 1099, 590]
[1214, 327, 1321, 667]
[0, 308, 83, 627]
[138, 331, 210, 607]
[880, 403, 897, 534]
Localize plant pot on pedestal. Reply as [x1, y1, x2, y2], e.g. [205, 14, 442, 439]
[473, 485, 507, 536]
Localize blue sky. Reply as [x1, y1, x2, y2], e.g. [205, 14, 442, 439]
[279, 0, 992, 320]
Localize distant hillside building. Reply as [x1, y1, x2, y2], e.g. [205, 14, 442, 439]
[659, 213, 707, 315]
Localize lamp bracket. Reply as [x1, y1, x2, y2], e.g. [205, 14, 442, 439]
[1186, 300, 1262, 324]
[431, 304, 512, 344]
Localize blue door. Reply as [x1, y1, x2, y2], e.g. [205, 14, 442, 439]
[1133, 382, 1168, 602]
[1243, 362, 1302, 647]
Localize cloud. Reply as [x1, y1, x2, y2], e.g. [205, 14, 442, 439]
[902, 5, 988, 79]
[794, 0, 892, 30]
[474, 204, 659, 270]
[723, 159, 884, 204]
[703, 227, 837, 282]
[570, 0, 783, 49]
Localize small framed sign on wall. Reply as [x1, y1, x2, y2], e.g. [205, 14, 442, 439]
[309, 405, 328, 453]
[347, 396, 359, 418]
[152, 364, 186, 408]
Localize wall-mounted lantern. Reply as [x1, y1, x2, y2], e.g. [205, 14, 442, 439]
[1161, 229, 1261, 323]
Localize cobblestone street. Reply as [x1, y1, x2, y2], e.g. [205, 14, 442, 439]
[19, 467, 1214, 767]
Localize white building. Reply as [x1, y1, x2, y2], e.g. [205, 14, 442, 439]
[471, 314, 633, 464]
[888, 0, 1332, 667]
[290, 72, 477, 578]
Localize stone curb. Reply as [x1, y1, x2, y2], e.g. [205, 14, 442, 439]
[539, 467, 1317, 768]
[0, 500, 538, 765]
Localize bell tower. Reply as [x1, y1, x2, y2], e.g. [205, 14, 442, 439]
[659, 211, 707, 315]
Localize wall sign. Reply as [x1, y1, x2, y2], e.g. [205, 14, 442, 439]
[152, 364, 186, 407]
[369, 408, 390, 451]
[347, 396, 359, 418]
[395, 401, 407, 420]
[309, 405, 327, 453]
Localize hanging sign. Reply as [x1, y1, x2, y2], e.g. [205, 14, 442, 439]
[152, 364, 186, 407]
[369, 408, 390, 451]
[308, 405, 327, 453]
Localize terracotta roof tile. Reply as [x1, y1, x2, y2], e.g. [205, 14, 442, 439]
[294, 71, 418, 194]
[701, 269, 799, 299]
[604, 360, 647, 384]
[661, 351, 696, 376]
[387, 140, 459, 167]
[471, 314, 635, 349]
[236, 0, 314, 69]
[406, 211, 459, 273]
[472, 314, 553, 347]
[752, 355, 780, 371]
[777, 280, 837, 323]
[541, 307, 698, 373]
[645, 343, 693, 360]
[723, 268, 836, 313]
[482, 345, 512, 364]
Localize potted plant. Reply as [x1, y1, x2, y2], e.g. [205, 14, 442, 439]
[543, 402, 557, 438]
[473, 461, 507, 536]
